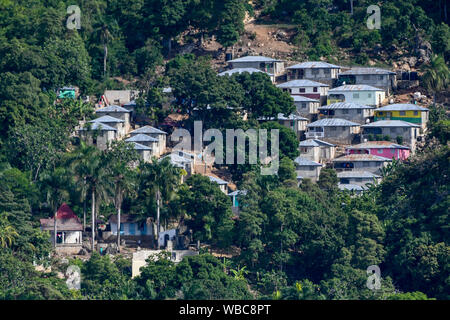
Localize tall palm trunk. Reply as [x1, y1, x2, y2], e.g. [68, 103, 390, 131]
[103, 43, 108, 78]
[117, 206, 121, 252]
[91, 189, 95, 251]
[156, 189, 161, 249]
[54, 210, 57, 248]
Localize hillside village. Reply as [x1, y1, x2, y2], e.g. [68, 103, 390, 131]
[45, 53, 437, 276]
[0, 0, 448, 301]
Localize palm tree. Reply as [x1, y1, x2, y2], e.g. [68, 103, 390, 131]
[67, 142, 112, 251]
[421, 55, 449, 106]
[93, 17, 119, 78]
[39, 167, 71, 247]
[0, 216, 19, 248]
[104, 141, 139, 252]
[140, 158, 181, 248]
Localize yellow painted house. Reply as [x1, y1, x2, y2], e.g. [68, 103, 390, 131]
[374, 104, 429, 130]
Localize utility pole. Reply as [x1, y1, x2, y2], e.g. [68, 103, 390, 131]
[156, 189, 161, 249]
[350, 0, 354, 15]
[54, 210, 57, 248]
[91, 189, 95, 252]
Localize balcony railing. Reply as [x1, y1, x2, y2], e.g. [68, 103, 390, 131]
[306, 131, 324, 138]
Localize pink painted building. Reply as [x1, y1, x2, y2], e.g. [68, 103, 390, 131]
[345, 141, 410, 160]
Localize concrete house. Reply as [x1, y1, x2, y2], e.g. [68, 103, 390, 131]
[333, 154, 392, 174]
[109, 214, 155, 240]
[306, 118, 360, 144]
[78, 122, 117, 150]
[227, 56, 285, 79]
[337, 171, 381, 187]
[40, 203, 83, 255]
[338, 68, 397, 95]
[218, 67, 274, 82]
[277, 80, 329, 105]
[318, 102, 375, 124]
[125, 134, 159, 157]
[160, 152, 194, 181]
[361, 120, 422, 151]
[286, 61, 341, 85]
[96, 105, 132, 134]
[299, 139, 336, 163]
[338, 183, 365, 194]
[130, 126, 168, 156]
[129, 142, 153, 163]
[259, 113, 309, 139]
[207, 175, 228, 194]
[292, 95, 321, 120]
[327, 85, 386, 107]
[89, 115, 126, 138]
[103, 90, 138, 105]
[294, 157, 322, 181]
[346, 141, 411, 161]
[374, 104, 429, 130]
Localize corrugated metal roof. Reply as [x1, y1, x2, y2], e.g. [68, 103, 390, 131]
[294, 157, 322, 166]
[96, 105, 131, 113]
[218, 68, 272, 76]
[89, 115, 124, 123]
[347, 141, 410, 149]
[333, 154, 392, 162]
[131, 125, 168, 135]
[338, 184, 364, 191]
[79, 122, 117, 131]
[339, 67, 396, 75]
[299, 139, 335, 147]
[125, 134, 159, 143]
[160, 153, 193, 167]
[291, 95, 319, 102]
[376, 104, 429, 111]
[130, 142, 152, 150]
[207, 175, 228, 185]
[337, 171, 381, 178]
[229, 55, 281, 63]
[287, 61, 341, 69]
[319, 102, 374, 110]
[362, 120, 420, 128]
[277, 113, 308, 121]
[228, 189, 247, 197]
[277, 79, 329, 88]
[308, 118, 360, 127]
[329, 84, 384, 91]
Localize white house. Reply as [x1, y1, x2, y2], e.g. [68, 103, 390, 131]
[337, 171, 381, 187]
[277, 80, 329, 105]
[89, 115, 126, 138]
[125, 134, 159, 157]
[318, 102, 375, 124]
[207, 175, 228, 194]
[338, 68, 397, 95]
[298, 139, 336, 163]
[96, 105, 132, 134]
[227, 56, 285, 78]
[294, 156, 322, 182]
[327, 85, 385, 107]
[286, 61, 341, 85]
[78, 122, 118, 150]
[130, 126, 168, 156]
[306, 118, 360, 145]
[129, 142, 153, 163]
[292, 95, 321, 120]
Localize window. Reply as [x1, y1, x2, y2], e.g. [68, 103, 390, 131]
[312, 69, 319, 75]
[379, 75, 384, 80]
[342, 109, 349, 114]
[330, 127, 336, 131]
[353, 93, 360, 99]
[414, 111, 418, 116]
[357, 109, 362, 114]
[377, 149, 383, 154]
[301, 103, 307, 108]
[313, 87, 318, 92]
[399, 111, 406, 116]
[363, 75, 370, 80]
[300, 88, 306, 93]
[368, 93, 372, 98]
